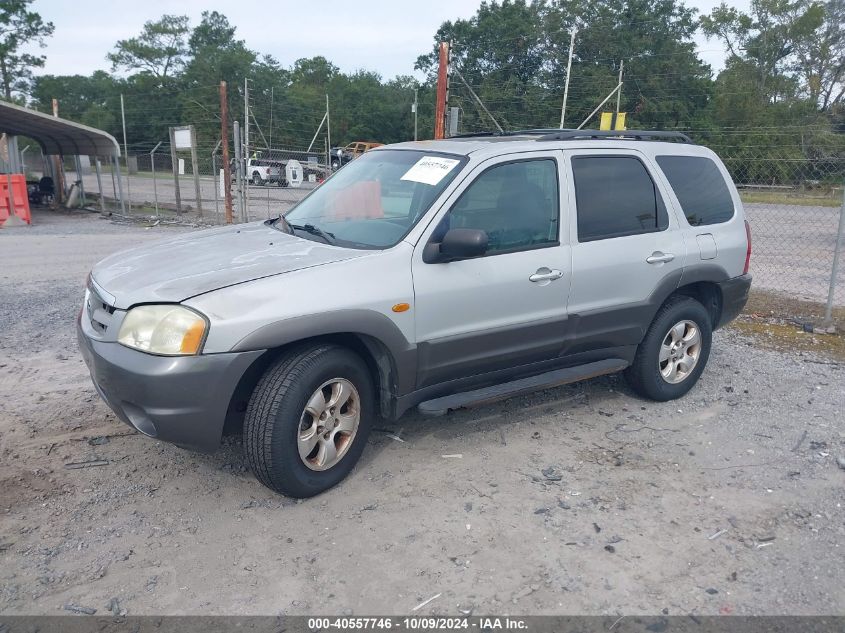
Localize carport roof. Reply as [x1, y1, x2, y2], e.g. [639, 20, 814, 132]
[0, 99, 120, 157]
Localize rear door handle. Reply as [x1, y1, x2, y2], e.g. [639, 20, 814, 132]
[529, 268, 564, 282]
[646, 252, 675, 264]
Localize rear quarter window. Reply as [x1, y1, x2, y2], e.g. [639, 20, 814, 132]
[656, 156, 735, 226]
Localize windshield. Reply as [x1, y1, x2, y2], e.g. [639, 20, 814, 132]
[283, 149, 466, 249]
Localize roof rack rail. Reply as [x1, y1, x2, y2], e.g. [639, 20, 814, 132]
[448, 129, 565, 139]
[537, 129, 692, 143]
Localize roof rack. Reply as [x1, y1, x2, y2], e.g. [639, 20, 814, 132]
[536, 129, 692, 143]
[448, 129, 564, 139]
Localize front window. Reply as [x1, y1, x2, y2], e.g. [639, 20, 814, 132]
[282, 149, 466, 249]
[437, 159, 560, 255]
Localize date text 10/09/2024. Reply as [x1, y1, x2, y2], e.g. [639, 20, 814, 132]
[306, 617, 529, 630]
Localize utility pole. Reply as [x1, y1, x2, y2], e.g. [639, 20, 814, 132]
[120, 94, 131, 211]
[243, 78, 250, 216]
[413, 88, 419, 141]
[434, 42, 450, 139]
[616, 60, 624, 115]
[559, 28, 577, 129]
[326, 94, 331, 154]
[220, 81, 233, 224]
[234, 120, 244, 221]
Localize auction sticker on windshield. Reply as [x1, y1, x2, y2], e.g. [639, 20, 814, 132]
[400, 156, 461, 186]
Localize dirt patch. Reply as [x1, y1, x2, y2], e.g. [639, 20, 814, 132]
[732, 289, 845, 361]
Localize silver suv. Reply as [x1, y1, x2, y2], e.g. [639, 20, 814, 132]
[78, 130, 752, 497]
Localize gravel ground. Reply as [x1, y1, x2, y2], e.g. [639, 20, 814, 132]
[1, 210, 844, 616]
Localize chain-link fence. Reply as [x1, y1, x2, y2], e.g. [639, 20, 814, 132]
[18, 89, 845, 312]
[721, 148, 844, 309]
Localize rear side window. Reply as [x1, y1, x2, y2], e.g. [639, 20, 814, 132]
[572, 156, 668, 242]
[656, 156, 734, 226]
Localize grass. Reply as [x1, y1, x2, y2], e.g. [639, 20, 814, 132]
[727, 288, 845, 361]
[739, 190, 843, 208]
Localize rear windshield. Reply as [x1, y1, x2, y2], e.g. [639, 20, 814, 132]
[656, 156, 735, 226]
[284, 149, 466, 249]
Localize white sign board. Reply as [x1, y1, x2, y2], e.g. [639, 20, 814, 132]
[286, 159, 303, 188]
[400, 156, 460, 186]
[173, 128, 192, 150]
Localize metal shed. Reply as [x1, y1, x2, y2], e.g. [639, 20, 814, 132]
[0, 99, 125, 212]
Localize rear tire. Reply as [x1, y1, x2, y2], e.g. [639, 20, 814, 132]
[252, 172, 263, 186]
[625, 295, 712, 401]
[244, 344, 374, 498]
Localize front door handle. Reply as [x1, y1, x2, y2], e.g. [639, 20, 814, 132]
[646, 251, 675, 265]
[529, 268, 564, 282]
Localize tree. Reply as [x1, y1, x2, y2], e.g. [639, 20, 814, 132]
[107, 14, 189, 83]
[180, 11, 260, 144]
[792, 0, 845, 108]
[0, 0, 54, 100]
[31, 71, 120, 132]
[701, 0, 828, 103]
[416, 0, 712, 131]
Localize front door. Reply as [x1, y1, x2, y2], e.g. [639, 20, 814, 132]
[411, 152, 572, 389]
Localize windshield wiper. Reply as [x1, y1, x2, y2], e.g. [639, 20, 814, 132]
[289, 222, 337, 244]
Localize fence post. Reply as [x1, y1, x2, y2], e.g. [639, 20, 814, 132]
[114, 155, 126, 214]
[150, 141, 162, 217]
[94, 157, 105, 211]
[823, 181, 845, 325]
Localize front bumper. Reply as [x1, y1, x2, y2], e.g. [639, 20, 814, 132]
[77, 318, 264, 453]
[716, 273, 752, 329]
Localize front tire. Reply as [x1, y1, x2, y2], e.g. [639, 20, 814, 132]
[244, 344, 374, 498]
[625, 295, 712, 401]
[252, 172, 263, 186]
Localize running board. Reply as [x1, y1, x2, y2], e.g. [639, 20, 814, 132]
[417, 359, 629, 417]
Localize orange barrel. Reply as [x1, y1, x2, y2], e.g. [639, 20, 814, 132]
[0, 174, 32, 225]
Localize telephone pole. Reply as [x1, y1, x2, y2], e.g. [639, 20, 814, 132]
[413, 88, 419, 141]
[220, 81, 233, 224]
[616, 60, 624, 115]
[559, 28, 576, 129]
[434, 42, 450, 139]
[326, 94, 331, 153]
[243, 78, 250, 215]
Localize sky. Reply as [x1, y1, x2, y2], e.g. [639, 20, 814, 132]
[31, 0, 750, 80]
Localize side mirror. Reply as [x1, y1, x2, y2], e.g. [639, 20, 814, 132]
[423, 228, 488, 263]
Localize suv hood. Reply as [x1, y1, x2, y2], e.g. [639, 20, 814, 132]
[92, 222, 367, 308]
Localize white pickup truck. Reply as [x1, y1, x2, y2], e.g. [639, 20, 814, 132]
[243, 158, 282, 186]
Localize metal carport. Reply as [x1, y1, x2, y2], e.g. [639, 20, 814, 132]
[0, 99, 125, 213]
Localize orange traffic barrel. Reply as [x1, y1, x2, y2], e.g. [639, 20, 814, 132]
[0, 174, 31, 225]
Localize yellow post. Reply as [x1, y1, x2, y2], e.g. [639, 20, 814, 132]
[614, 112, 627, 130]
[599, 112, 613, 130]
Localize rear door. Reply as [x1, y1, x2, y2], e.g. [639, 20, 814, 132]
[654, 153, 748, 278]
[563, 149, 687, 354]
[411, 151, 572, 388]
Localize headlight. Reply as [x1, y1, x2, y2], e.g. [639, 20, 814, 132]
[117, 305, 207, 355]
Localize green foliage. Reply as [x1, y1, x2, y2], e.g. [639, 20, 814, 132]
[107, 14, 189, 84]
[18, 2, 844, 184]
[0, 0, 54, 100]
